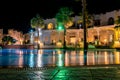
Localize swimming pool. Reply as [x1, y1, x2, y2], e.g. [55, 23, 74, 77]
[0, 49, 119, 68]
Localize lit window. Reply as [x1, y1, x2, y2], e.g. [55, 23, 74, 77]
[47, 23, 54, 30]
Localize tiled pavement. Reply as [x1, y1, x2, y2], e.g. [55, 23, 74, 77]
[0, 66, 120, 80]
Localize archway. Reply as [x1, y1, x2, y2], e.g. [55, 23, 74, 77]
[108, 17, 114, 25]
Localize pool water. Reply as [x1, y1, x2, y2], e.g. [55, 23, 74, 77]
[0, 49, 119, 68]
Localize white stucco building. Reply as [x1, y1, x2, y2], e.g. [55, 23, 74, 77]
[29, 10, 118, 46]
[1, 9, 120, 48]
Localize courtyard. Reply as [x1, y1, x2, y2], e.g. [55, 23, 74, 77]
[0, 65, 120, 80]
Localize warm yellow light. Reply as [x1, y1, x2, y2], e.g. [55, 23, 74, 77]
[114, 51, 120, 64]
[57, 50, 62, 54]
[47, 23, 54, 30]
[64, 21, 73, 28]
[38, 41, 44, 47]
[70, 37, 76, 44]
[56, 42, 62, 47]
[104, 39, 107, 43]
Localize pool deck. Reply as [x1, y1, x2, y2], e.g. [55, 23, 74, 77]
[1, 65, 120, 80]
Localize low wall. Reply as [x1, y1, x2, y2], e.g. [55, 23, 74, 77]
[2, 45, 34, 49]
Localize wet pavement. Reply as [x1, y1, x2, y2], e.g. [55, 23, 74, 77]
[0, 66, 120, 80]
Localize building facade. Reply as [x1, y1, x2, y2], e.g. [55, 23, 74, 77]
[29, 9, 120, 48]
[1, 9, 120, 48]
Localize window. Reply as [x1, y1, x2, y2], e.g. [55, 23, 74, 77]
[47, 23, 54, 30]
[108, 17, 114, 25]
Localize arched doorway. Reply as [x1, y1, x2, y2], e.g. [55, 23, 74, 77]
[108, 17, 114, 25]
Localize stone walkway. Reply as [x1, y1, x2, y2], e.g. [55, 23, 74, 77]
[0, 66, 120, 80]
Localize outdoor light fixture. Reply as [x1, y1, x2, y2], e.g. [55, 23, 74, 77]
[57, 25, 64, 31]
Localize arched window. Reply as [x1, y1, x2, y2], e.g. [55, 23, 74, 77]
[108, 17, 114, 25]
[47, 23, 54, 30]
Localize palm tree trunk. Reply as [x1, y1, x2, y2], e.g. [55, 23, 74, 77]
[82, 0, 88, 50]
[64, 28, 66, 48]
[82, 0, 88, 65]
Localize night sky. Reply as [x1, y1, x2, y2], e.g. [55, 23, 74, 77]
[0, 0, 120, 33]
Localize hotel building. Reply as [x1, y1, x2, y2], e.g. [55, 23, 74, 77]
[27, 9, 120, 48]
[1, 9, 120, 48]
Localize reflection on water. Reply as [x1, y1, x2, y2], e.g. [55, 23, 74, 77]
[37, 51, 43, 67]
[0, 49, 120, 68]
[56, 50, 64, 67]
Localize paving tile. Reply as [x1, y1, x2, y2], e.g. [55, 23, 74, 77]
[92, 77, 112, 80]
[52, 76, 69, 80]
[69, 77, 92, 80]
[0, 67, 120, 80]
[0, 76, 7, 80]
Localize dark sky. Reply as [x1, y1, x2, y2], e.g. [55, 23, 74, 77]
[0, 0, 120, 33]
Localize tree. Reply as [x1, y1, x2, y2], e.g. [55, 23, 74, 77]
[30, 14, 44, 37]
[75, 0, 88, 66]
[75, 0, 87, 50]
[30, 14, 44, 29]
[115, 16, 120, 26]
[55, 7, 74, 48]
[30, 14, 45, 45]
[77, 11, 93, 28]
[55, 7, 74, 28]
[2, 36, 16, 45]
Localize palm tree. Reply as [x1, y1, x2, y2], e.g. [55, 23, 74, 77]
[75, 0, 87, 50]
[31, 14, 44, 36]
[31, 14, 44, 29]
[77, 11, 93, 28]
[30, 14, 44, 46]
[55, 7, 74, 48]
[56, 7, 74, 28]
[75, 0, 87, 65]
[2, 36, 16, 45]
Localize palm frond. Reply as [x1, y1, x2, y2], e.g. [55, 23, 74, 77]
[30, 14, 44, 29]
